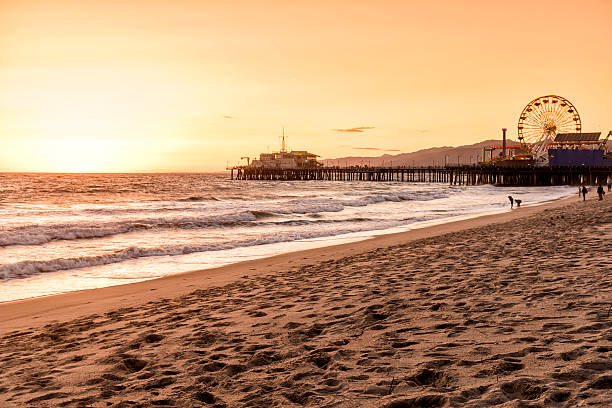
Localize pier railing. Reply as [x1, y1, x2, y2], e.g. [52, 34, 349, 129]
[230, 165, 612, 186]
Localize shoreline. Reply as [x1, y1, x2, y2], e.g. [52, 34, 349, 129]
[0, 194, 575, 333]
[0, 189, 573, 304]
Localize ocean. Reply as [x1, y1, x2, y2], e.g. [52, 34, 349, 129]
[0, 173, 574, 302]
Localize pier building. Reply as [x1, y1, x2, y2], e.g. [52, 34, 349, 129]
[239, 129, 320, 170]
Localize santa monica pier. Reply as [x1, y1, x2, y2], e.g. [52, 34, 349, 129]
[229, 95, 611, 186]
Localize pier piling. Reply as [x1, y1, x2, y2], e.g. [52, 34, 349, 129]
[230, 165, 611, 186]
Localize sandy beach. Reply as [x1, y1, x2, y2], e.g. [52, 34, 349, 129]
[0, 195, 610, 407]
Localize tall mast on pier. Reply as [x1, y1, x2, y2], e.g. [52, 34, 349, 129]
[281, 128, 287, 152]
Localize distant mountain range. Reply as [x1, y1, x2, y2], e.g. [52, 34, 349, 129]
[321, 139, 521, 167]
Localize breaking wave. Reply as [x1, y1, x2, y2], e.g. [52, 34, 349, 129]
[0, 192, 446, 247]
[0, 222, 401, 280]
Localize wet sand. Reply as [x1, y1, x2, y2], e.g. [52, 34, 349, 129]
[0, 195, 610, 407]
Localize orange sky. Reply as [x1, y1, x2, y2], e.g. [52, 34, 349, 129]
[1, 0, 611, 172]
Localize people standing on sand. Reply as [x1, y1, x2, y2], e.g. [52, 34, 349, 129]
[597, 185, 605, 200]
[581, 186, 588, 201]
[508, 195, 514, 209]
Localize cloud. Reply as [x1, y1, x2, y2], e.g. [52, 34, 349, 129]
[333, 126, 375, 132]
[223, 115, 233, 119]
[353, 147, 401, 152]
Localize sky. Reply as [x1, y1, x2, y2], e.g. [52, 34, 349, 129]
[1, 0, 611, 172]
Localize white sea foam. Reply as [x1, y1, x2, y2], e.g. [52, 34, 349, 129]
[0, 222, 406, 280]
[0, 211, 259, 246]
[0, 192, 451, 246]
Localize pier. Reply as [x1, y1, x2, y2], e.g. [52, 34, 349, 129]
[230, 165, 612, 186]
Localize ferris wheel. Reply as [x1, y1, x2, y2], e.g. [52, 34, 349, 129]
[517, 95, 581, 161]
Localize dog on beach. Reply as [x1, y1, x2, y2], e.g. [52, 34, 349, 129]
[508, 196, 521, 208]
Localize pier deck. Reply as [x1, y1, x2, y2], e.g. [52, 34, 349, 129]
[230, 165, 612, 186]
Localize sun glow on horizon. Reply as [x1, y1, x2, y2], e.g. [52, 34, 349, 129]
[33, 136, 124, 173]
[23, 107, 132, 172]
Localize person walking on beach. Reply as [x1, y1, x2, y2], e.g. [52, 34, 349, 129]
[597, 185, 605, 200]
[581, 185, 588, 201]
[508, 195, 514, 209]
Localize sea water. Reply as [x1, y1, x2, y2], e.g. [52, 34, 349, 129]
[0, 173, 574, 302]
